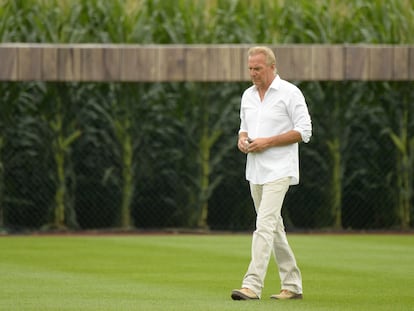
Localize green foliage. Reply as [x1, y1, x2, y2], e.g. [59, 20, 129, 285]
[375, 83, 414, 229]
[1, 0, 413, 43]
[0, 0, 413, 229]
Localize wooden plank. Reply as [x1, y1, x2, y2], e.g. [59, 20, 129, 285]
[311, 45, 344, 80]
[135, 46, 159, 82]
[206, 47, 219, 81]
[276, 45, 312, 81]
[120, 46, 139, 81]
[274, 46, 291, 79]
[228, 45, 242, 82]
[409, 46, 414, 80]
[206, 46, 232, 81]
[80, 46, 103, 81]
[0, 45, 18, 80]
[1, 43, 414, 81]
[42, 46, 58, 80]
[238, 44, 251, 81]
[185, 46, 208, 81]
[102, 46, 121, 81]
[120, 45, 159, 82]
[204, 45, 247, 81]
[158, 46, 185, 81]
[345, 45, 369, 80]
[58, 46, 81, 81]
[18, 45, 42, 81]
[231, 45, 250, 81]
[369, 45, 393, 80]
[393, 45, 409, 80]
[80, 45, 120, 81]
[222, 45, 243, 81]
[294, 45, 312, 80]
[227, 45, 251, 81]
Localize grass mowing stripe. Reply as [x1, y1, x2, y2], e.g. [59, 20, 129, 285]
[291, 235, 414, 310]
[0, 234, 413, 311]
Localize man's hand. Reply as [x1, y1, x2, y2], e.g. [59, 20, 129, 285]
[242, 131, 302, 153]
[244, 137, 270, 153]
[237, 136, 251, 154]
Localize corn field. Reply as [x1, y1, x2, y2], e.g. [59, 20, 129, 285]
[1, 0, 414, 232]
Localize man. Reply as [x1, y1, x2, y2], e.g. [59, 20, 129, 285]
[231, 46, 312, 301]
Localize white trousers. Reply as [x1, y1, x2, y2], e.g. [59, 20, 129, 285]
[242, 177, 302, 298]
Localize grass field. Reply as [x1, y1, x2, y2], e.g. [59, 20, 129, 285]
[0, 233, 413, 311]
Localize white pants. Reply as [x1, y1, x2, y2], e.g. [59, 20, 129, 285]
[242, 177, 302, 298]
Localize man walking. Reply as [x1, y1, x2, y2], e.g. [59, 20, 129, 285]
[231, 46, 312, 301]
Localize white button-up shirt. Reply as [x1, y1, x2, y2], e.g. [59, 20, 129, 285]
[239, 75, 312, 185]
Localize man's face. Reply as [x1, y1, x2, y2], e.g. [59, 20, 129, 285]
[248, 53, 274, 89]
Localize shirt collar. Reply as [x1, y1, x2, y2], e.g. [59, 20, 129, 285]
[253, 74, 281, 92]
[269, 74, 281, 90]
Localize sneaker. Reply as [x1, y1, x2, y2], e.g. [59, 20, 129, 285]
[231, 288, 259, 300]
[270, 289, 303, 300]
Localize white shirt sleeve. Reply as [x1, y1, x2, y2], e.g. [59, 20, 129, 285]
[290, 89, 312, 143]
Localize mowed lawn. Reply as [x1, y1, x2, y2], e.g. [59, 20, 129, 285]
[0, 233, 413, 311]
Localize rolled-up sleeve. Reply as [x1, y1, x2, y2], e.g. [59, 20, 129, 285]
[238, 93, 249, 134]
[291, 89, 312, 143]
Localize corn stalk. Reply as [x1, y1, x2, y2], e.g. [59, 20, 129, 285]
[197, 105, 222, 228]
[0, 136, 4, 229]
[113, 117, 134, 229]
[388, 110, 413, 229]
[49, 100, 81, 229]
[326, 137, 342, 229]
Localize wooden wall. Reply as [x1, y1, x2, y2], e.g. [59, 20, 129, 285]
[1, 43, 413, 82]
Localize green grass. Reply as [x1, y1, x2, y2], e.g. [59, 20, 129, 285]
[0, 234, 413, 311]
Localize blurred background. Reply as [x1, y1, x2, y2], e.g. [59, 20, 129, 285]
[0, 0, 413, 232]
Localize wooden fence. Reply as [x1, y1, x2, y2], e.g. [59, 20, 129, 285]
[1, 43, 413, 82]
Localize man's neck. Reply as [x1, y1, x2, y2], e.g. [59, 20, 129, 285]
[257, 75, 275, 100]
